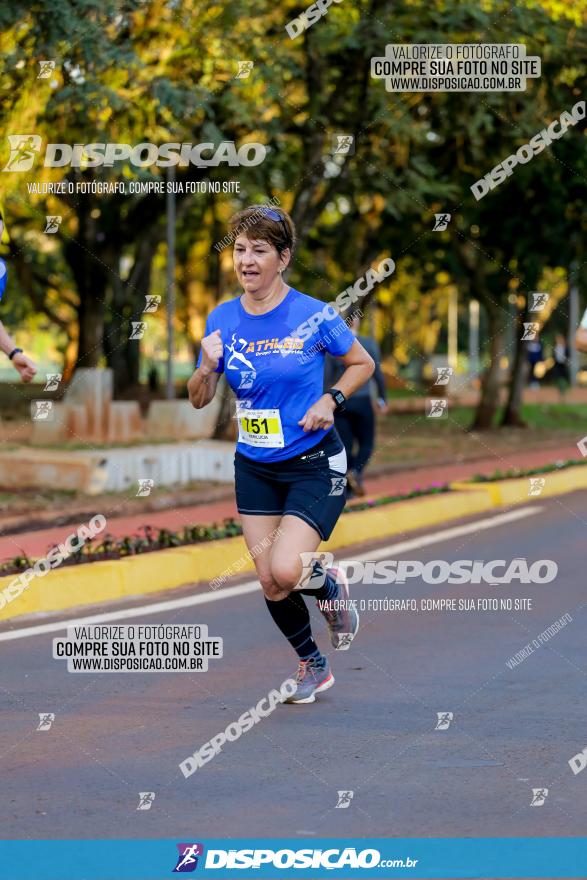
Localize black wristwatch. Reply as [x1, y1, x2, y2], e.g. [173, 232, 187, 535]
[8, 347, 23, 361]
[327, 388, 346, 413]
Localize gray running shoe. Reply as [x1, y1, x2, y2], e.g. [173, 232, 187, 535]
[318, 566, 359, 650]
[284, 656, 335, 704]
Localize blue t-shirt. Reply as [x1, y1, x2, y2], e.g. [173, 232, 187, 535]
[0, 258, 6, 301]
[196, 287, 355, 462]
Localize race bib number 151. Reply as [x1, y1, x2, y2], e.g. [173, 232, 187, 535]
[237, 408, 284, 448]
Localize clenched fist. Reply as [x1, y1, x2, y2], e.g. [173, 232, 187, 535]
[12, 351, 37, 383]
[199, 329, 223, 375]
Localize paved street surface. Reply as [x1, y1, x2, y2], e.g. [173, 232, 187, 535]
[1, 493, 586, 847]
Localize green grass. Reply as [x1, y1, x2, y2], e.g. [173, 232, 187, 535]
[518, 403, 587, 430]
[381, 403, 586, 433]
[386, 386, 423, 398]
[372, 403, 583, 470]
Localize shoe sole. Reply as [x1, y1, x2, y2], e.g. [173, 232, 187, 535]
[346, 472, 365, 497]
[284, 672, 335, 704]
[329, 566, 360, 650]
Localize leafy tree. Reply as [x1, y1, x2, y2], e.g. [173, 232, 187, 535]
[1, 0, 585, 433]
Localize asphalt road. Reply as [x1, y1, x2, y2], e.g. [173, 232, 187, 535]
[1, 493, 586, 844]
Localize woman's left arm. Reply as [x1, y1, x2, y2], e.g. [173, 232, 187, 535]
[298, 339, 375, 432]
[325, 338, 375, 399]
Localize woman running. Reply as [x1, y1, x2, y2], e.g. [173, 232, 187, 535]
[188, 205, 375, 704]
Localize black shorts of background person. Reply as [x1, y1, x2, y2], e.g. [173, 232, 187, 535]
[333, 397, 375, 496]
[324, 314, 388, 497]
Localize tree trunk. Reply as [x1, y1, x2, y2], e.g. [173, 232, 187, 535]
[472, 300, 503, 430]
[125, 234, 160, 390]
[102, 245, 126, 391]
[72, 258, 107, 369]
[104, 233, 159, 395]
[500, 305, 528, 428]
[501, 273, 541, 427]
[66, 194, 108, 370]
[76, 294, 104, 368]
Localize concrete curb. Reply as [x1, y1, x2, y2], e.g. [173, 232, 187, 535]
[2, 465, 586, 623]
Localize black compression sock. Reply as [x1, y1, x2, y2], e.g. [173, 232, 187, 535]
[298, 570, 339, 602]
[264, 592, 322, 661]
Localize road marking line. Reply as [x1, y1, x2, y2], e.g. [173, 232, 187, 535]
[0, 505, 541, 642]
[352, 505, 542, 561]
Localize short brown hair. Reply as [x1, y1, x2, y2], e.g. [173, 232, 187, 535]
[228, 204, 296, 254]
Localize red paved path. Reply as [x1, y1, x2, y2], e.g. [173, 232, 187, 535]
[0, 440, 580, 563]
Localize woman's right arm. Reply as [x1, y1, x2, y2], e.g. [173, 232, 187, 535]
[187, 367, 220, 409]
[188, 328, 224, 408]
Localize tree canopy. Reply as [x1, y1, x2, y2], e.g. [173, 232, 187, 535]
[1, 0, 585, 426]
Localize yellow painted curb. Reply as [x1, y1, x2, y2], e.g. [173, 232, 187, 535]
[451, 464, 587, 507]
[451, 480, 503, 505]
[328, 489, 493, 547]
[2, 465, 586, 623]
[0, 539, 252, 622]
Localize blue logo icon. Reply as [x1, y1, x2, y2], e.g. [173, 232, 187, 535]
[173, 843, 204, 872]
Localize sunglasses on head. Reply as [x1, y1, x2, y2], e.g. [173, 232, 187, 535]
[260, 207, 290, 247]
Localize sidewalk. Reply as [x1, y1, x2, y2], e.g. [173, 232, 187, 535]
[0, 440, 580, 563]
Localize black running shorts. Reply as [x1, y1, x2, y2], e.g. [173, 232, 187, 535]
[234, 428, 348, 541]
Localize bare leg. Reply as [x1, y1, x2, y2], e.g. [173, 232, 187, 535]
[269, 514, 322, 595]
[239, 513, 284, 598]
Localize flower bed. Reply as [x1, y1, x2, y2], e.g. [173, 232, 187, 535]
[468, 457, 587, 483]
[0, 483, 453, 575]
[344, 483, 450, 513]
[0, 521, 243, 577]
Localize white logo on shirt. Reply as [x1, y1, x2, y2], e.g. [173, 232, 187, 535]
[226, 333, 255, 371]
